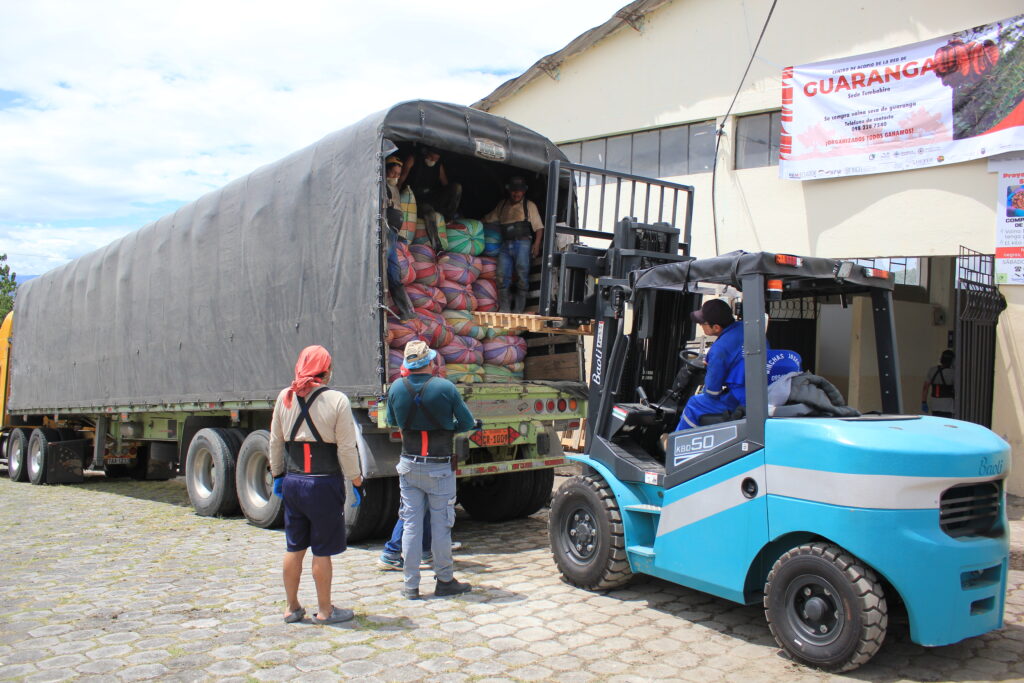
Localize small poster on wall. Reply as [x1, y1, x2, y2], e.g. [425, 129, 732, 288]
[996, 165, 1024, 284]
[780, 14, 1024, 180]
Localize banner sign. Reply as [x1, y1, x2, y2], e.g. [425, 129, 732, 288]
[780, 15, 1024, 180]
[996, 164, 1024, 284]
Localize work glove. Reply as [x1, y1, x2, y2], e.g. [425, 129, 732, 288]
[473, 419, 483, 430]
[920, 401, 929, 414]
[272, 476, 284, 498]
[352, 483, 366, 507]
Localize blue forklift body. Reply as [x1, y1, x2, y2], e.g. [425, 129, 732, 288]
[570, 412, 1010, 648]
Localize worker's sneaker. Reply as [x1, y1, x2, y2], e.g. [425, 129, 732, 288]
[378, 553, 403, 571]
[434, 578, 471, 597]
[401, 587, 421, 600]
[450, 541, 463, 552]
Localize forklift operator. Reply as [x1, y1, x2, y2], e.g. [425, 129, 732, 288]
[676, 299, 745, 430]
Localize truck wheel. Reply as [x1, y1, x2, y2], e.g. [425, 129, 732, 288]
[519, 468, 555, 517]
[345, 477, 393, 543]
[764, 542, 888, 672]
[458, 470, 532, 522]
[548, 474, 633, 591]
[27, 428, 60, 485]
[235, 430, 283, 529]
[185, 428, 241, 516]
[7, 428, 30, 482]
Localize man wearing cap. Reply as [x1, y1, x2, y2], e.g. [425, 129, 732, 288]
[399, 147, 462, 251]
[676, 299, 746, 430]
[483, 176, 545, 313]
[386, 340, 476, 599]
[384, 155, 414, 319]
[269, 345, 364, 625]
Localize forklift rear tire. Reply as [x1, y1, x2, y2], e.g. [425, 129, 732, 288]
[7, 428, 30, 482]
[548, 474, 633, 591]
[764, 542, 887, 672]
[185, 428, 241, 516]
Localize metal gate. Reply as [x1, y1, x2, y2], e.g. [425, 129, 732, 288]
[955, 247, 1006, 427]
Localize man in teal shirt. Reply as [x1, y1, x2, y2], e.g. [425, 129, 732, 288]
[386, 340, 476, 599]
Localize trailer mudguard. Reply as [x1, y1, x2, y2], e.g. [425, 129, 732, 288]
[763, 417, 1010, 647]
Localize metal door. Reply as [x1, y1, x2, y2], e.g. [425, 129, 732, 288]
[955, 247, 1006, 426]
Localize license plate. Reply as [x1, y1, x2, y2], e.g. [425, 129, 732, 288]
[105, 457, 131, 465]
[470, 427, 521, 448]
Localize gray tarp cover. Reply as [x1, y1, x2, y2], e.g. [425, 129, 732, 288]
[9, 101, 565, 412]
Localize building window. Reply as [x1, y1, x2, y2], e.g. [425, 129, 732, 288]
[854, 256, 925, 287]
[735, 111, 781, 169]
[557, 119, 717, 180]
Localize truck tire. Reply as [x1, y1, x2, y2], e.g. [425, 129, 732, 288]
[764, 542, 888, 672]
[519, 468, 555, 517]
[548, 474, 633, 590]
[27, 428, 60, 485]
[185, 428, 241, 517]
[345, 477, 396, 543]
[7, 428, 30, 482]
[235, 430, 283, 529]
[458, 470, 533, 522]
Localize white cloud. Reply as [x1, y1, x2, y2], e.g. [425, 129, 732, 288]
[0, 0, 626, 274]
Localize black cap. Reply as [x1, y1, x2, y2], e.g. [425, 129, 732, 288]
[506, 176, 528, 192]
[691, 299, 734, 328]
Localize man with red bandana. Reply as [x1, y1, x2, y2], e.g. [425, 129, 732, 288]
[269, 345, 364, 625]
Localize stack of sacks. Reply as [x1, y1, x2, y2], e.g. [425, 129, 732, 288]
[393, 240, 416, 285]
[477, 256, 498, 282]
[387, 316, 422, 349]
[482, 223, 502, 256]
[438, 253, 480, 285]
[439, 335, 484, 365]
[445, 363, 485, 383]
[409, 243, 439, 286]
[472, 279, 498, 312]
[445, 219, 485, 255]
[412, 214, 447, 248]
[398, 187, 418, 242]
[406, 283, 446, 313]
[416, 308, 455, 349]
[482, 335, 527, 381]
[387, 348, 448, 382]
[442, 310, 486, 340]
[439, 281, 477, 311]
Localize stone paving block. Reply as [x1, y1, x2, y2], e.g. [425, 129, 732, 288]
[117, 663, 169, 681]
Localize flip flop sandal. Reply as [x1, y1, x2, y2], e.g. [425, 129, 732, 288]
[283, 607, 305, 623]
[313, 607, 354, 625]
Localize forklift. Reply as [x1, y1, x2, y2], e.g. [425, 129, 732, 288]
[538, 160, 1010, 672]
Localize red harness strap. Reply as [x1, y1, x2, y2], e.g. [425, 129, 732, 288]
[303, 443, 312, 473]
[421, 431, 429, 456]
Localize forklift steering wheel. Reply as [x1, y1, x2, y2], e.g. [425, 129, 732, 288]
[680, 349, 704, 372]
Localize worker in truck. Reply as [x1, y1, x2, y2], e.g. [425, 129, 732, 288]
[676, 299, 746, 430]
[483, 175, 545, 313]
[921, 349, 955, 417]
[386, 340, 475, 600]
[399, 146, 461, 251]
[269, 345, 364, 625]
[384, 155, 415, 319]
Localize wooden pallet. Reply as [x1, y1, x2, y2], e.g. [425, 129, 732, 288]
[560, 419, 587, 452]
[472, 311, 593, 335]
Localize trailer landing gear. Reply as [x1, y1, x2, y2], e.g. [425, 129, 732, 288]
[764, 542, 888, 672]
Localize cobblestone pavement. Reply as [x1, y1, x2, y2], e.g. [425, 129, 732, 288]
[1, 474, 1023, 682]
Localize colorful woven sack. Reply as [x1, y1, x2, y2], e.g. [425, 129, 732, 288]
[413, 211, 448, 249]
[398, 186, 417, 242]
[442, 309, 486, 340]
[393, 239, 416, 285]
[482, 364, 522, 382]
[477, 256, 498, 281]
[445, 219, 485, 255]
[439, 280, 478, 311]
[416, 308, 455, 348]
[386, 349, 405, 382]
[406, 283, 446, 313]
[471, 279, 498, 312]
[412, 219, 431, 246]
[482, 335, 527, 365]
[482, 222, 502, 256]
[485, 325, 511, 339]
[387, 316, 422, 349]
[438, 252, 480, 286]
[408, 243, 439, 286]
[445, 363, 485, 384]
[439, 335, 484, 365]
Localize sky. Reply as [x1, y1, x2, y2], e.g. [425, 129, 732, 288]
[0, 0, 628, 277]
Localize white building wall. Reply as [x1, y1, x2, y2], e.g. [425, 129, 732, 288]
[485, 0, 1024, 493]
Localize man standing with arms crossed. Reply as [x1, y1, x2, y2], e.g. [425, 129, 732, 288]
[269, 345, 364, 624]
[387, 340, 476, 599]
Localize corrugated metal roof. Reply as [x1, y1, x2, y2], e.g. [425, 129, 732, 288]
[472, 0, 672, 112]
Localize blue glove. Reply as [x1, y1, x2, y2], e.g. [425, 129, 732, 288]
[920, 401, 929, 414]
[272, 476, 284, 498]
[352, 484, 363, 507]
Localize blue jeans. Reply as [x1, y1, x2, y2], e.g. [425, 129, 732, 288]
[383, 508, 431, 556]
[498, 238, 531, 291]
[396, 459, 456, 590]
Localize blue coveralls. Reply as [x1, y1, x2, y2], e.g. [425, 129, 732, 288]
[677, 322, 746, 430]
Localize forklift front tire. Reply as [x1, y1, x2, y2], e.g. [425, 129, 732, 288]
[764, 542, 887, 672]
[548, 474, 633, 591]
